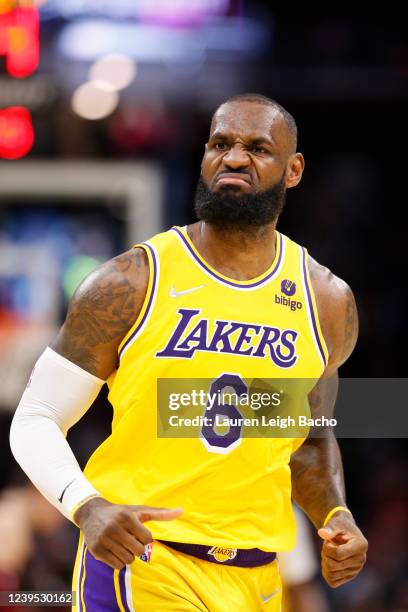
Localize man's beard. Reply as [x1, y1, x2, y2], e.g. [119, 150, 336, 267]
[194, 174, 287, 230]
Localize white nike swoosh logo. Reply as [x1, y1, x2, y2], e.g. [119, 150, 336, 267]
[260, 587, 280, 603]
[170, 285, 204, 298]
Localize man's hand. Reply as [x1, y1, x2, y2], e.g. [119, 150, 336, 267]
[318, 512, 368, 588]
[74, 497, 183, 569]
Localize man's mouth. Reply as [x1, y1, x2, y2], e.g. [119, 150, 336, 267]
[215, 173, 252, 187]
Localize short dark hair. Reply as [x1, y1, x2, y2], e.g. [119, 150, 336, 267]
[215, 93, 298, 152]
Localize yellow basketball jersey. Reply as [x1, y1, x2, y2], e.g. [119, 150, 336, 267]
[83, 226, 328, 552]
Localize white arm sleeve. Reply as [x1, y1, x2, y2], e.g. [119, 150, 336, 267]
[9, 347, 105, 521]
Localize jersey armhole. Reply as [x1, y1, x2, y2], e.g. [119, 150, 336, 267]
[300, 247, 329, 369]
[117, 242, 159, 360]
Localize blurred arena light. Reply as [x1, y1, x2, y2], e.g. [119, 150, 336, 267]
[137, 0, 230, 26]
[71, 81, 119, 120]
[39, 0, 231, 21]
[89, 54, 136, 92]
[18, 0, 49, 5]
[58, 19, 267, 62]
[0, 4, 39, 77]
[0, 106, 34, 159]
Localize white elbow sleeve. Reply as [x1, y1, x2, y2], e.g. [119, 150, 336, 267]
[10, 347, 105, 521]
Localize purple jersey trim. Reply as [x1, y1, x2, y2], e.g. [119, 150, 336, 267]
[301, 247, 327, 367]
[119, 566, 131, 612]
[171, 227, 283, 289]
[83, 548, 118, 611]
[118, 242, 158, 359]
[77, 543, 85, 612]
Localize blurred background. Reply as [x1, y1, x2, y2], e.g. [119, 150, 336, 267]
[0, 2, 407, 610]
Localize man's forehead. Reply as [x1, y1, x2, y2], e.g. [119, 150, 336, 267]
[210, 102, 284, 140]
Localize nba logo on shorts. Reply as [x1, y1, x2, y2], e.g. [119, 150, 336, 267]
[140, 542, 153, 563]
[208, 546, 238, 563]
[281, 279, 296, 296]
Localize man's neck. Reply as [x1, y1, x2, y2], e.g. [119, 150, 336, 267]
[187, 221, 277, 281]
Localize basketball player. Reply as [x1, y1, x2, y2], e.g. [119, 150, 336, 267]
[10, 94, 367, 611]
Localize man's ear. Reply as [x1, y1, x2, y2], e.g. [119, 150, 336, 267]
[286, 153, 305, 189]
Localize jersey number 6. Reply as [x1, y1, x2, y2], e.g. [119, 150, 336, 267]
[200, 373, 247, 454]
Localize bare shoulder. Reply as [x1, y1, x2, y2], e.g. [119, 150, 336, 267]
[51, 247, 149, 379]
[307, 255, 358, 372]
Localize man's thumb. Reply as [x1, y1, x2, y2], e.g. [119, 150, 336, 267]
[129, 506, 183, 523]
[318, 527, 336, 541]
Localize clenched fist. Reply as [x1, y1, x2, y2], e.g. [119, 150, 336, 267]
[318, 511, 368, 588]
[74, 497, 183, 569]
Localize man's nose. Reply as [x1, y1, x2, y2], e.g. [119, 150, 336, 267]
[222, 144, 251, 169]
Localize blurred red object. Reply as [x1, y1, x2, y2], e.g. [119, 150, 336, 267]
[0, 106, 34, 159]
[0, 6, 39, 78]
[108, 106, 176, 154]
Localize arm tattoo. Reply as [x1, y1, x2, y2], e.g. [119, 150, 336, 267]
[133, 249, 148, 269]
[53, 249, 148, 375]
[291, 433, 346, 528]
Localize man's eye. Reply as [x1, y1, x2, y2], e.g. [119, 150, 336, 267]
[252, 146, 266, 154]
[215, 143, 227, 150]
